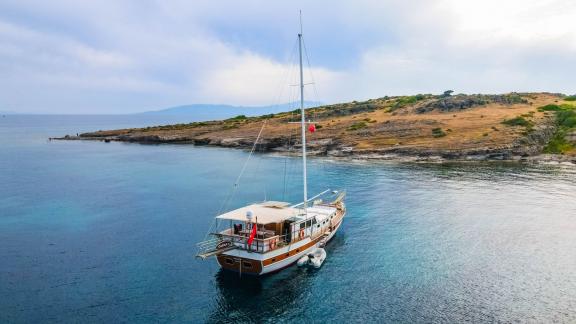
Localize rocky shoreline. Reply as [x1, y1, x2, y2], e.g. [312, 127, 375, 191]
[51, 92, 576, 164]
[51, 129, 576, 164]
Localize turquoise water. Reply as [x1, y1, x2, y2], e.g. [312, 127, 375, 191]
[1, 115, 576, 323]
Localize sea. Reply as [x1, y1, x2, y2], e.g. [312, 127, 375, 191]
[1, 114, 576, 323]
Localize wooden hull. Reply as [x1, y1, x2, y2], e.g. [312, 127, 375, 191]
[216, 214, 344, 276]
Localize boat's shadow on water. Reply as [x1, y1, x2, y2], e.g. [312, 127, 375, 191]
[207, 268, 309, 322]
[207, 235, 346, 323]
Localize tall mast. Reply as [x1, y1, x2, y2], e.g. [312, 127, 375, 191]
[298, 11, 308, 210]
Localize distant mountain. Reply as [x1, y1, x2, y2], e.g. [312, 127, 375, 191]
[140, 102, 322, 121]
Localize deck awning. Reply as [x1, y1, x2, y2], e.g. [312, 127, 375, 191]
[215, 202, 301, 224]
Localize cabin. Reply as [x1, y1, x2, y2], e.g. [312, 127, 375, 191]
[212, 201, 340, 253]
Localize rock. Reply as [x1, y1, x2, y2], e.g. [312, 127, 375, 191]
[566, 131, 576, 144]
[220, 138, 245, 147]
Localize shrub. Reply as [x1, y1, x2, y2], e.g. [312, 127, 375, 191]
[557, 110, 576, 128]
[538, 104, 562, 112]
[230, 115, 247, 120]
[544, 132, 573, 154]
[432, 128, 447, 138]
[389, 95, 427, 111]
[347, 121, 368, 131]
[440, 90, 454, 98]
[564, 95, 576, 101]
[543, 104, 576, 154]
[501, 116, 532, 127]
[222, 124, 239, 130]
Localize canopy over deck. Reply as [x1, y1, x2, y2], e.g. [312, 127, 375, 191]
[216, 201, 301, 224]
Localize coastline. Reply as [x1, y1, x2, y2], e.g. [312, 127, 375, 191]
[49, 92, 576, 164]
[51, 134, 576, 164]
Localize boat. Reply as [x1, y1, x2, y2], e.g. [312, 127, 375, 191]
[298, 248, 327, 268]
[195, 15, 346, 276]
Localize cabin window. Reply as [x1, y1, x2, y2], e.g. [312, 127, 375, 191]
[312, 218, 317, 224]
[225, 258, 234, 265]
[300, 223, 305, 229]
[243, 262, 252, 268]
[306, 220, 312, 227]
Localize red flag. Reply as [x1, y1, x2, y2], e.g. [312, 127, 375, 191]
[247, 222, 257, 245]
[308, 124, 316, 133]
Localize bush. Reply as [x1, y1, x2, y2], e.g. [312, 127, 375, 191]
[440, 90, 454, 98]
[557, 110, 576, 128]
[538, 104, 562, 112]
[348, 121, 368, 131]
[501, 116, 532, 127]
[543, 104, 576, 154]
[564, 95, 576, 101]
[432, 128, 447, 138]
[230, 115, 247, 120]
[389, 95, 427, 111]
[544, 132, 573, 154]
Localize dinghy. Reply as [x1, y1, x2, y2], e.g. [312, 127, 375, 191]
[297, 255, 309, 267]
[297, 248, 327, 268]
[307, 248, 326, 268]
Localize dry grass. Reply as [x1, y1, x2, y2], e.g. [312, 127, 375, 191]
[83, 93, 562, 152]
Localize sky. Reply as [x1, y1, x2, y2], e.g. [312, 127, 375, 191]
[1, 0, 575, 114]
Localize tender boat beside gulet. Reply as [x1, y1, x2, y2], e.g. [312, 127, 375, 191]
[196, 15, 346, 276]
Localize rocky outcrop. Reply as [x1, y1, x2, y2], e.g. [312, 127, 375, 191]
[416, 94, 529, 114]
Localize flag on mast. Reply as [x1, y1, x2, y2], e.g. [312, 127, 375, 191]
[247, 220, 257, 245]
[308, 124, 316, 133]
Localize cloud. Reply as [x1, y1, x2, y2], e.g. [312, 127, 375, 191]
[0, 0, 575, 113]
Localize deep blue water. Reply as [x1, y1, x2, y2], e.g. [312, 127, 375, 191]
[1, 115, 576, 323]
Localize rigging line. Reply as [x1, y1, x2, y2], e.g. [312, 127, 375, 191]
[302, 36, 330, 185]
[301, 36, 322, 118]
[215, 121, 268, 217]
[271, 38, 299, 110]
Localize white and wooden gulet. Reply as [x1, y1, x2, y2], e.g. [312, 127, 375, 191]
[196, 13, 346, 276]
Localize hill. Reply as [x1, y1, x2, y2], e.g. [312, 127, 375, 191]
[140, 102, 321, 121]
[56, 92, 576, 162]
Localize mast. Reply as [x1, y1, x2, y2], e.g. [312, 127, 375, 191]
[298, 11, 308, 210]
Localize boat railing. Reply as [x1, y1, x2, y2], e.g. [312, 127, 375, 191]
[198, 224, 318, 258]
[215, 231, 285, 253]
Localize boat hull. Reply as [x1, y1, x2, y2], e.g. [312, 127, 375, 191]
[216, 215, 344, 276]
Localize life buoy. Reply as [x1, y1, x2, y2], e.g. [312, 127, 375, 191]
[268, 238, 276, 250]
[299, 228, 305, 239]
